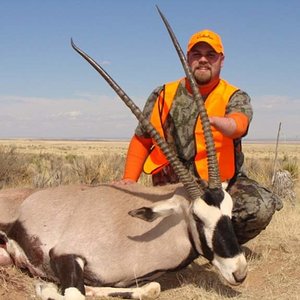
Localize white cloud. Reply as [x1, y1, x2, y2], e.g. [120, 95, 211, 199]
[101, 60, 111, 65]
[252, 95, 298, 111]
[0, 93, 299, 140]
[0, 94, 137, 139]
[247, 95, 300, 140]
[52, 111, 82, 120]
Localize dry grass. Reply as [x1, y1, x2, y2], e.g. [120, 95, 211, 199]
[0, 141, 129, 188]
[0, 267, 36, 300]
[242, 141, 300, 160]
[0, 139, 129, 157]
[0, 139, 299, 300]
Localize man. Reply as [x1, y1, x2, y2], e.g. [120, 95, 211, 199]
[117, 29, 282, 244]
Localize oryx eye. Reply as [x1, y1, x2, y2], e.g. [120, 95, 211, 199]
[192, 213, 202, 223]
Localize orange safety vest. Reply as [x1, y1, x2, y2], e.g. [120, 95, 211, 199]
[143, 78, 239, 181]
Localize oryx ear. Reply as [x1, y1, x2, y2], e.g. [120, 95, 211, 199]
[128, 197, 182, 222]
[128, 207, 159, 222]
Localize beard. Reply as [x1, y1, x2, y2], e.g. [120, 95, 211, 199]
[192, 68, 212, 85]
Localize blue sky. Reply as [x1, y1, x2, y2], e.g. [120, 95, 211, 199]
[1, 0, 299, 140]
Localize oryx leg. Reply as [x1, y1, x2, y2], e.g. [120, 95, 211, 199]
[36, 281, 85, 300]
[47, 251, 86, 300]
[35, 282, 64, 300]
[85, 281, 161, 299]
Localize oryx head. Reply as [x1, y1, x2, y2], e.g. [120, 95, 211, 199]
[71, 6, 247, 285]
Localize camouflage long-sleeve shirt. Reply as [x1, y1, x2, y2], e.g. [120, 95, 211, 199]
[135, 79, 253, 174]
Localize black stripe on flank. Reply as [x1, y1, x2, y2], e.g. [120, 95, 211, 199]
[133, 246, 198, 285]
[213, 216, 242, 258]
[108, 292, 133, 299]
[8, 221, 44, 266]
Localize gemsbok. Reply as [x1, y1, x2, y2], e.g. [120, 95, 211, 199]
[0, 7, 247, 300]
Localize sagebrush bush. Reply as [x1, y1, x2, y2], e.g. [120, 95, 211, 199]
[0, 146, 31, 188]
[281, 155, 299, 179]
[67, 152, 126, 185]
[244, 157, 274, 187]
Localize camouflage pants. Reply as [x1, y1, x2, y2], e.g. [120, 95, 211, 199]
[152, 167, 283, 245]
[227, 172, 283, 244]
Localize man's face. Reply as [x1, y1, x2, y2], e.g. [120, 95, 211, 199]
[187, 42, 224, 85]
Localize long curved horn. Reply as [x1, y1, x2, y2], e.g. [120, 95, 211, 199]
[156, 6, 222, 190]
[71, 39, 203, 201]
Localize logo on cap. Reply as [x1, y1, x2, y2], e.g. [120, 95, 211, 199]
[187, 30, 224, 54]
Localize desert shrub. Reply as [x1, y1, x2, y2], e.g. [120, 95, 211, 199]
[245, 155, 298, 185]
[244, 153, 298, 205]
[281, 155, 299, 179]
[0, 146, 30, 188]
[68, 152, 126, 185]
[96, 152, 126, 183]
[244, 157, 274, 187]
[27, 153, 71, 188]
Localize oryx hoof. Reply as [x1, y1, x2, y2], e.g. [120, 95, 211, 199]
[35, 281, 61, 300]
[64, 287, 85, 300]
[140, 282, 161, 299]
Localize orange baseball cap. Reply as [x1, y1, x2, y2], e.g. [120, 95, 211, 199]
[187, 29, 224, 54]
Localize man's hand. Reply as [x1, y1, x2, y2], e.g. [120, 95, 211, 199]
[209, 116, 237, 137]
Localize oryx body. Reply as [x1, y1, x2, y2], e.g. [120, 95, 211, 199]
[0, 182, 246, 300]
[7, 184, 194, 286]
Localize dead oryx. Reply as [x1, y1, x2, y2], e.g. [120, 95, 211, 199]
[0, 7, 247, 300]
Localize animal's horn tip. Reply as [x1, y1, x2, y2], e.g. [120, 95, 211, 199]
[155, 5, 162, 15]
[70, 38, 78, 50]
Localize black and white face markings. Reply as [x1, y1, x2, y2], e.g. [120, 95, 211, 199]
[191, 188, 247, 285]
